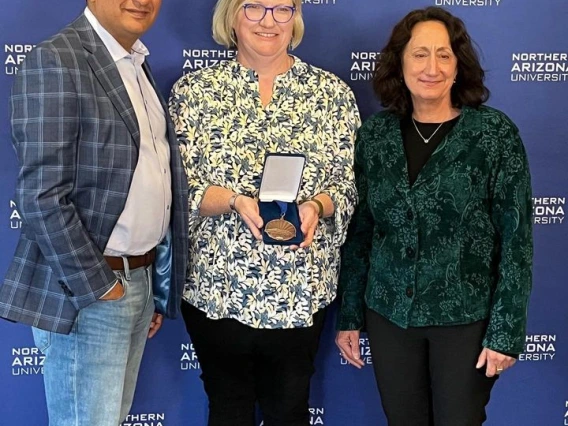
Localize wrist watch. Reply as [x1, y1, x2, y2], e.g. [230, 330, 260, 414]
[229, 193, 240, 211]
[301, 198, 324, 218]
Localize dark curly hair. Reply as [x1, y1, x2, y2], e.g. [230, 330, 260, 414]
[373, 7, 489, 116]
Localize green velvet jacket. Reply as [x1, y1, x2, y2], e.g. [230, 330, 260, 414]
[336, 105, 533, 354]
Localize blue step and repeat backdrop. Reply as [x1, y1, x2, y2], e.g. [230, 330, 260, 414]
[1, 1, 567, 425]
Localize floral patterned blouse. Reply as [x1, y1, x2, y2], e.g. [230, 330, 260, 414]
[169, 57, 360, 329]
[337, 106, 533, 354]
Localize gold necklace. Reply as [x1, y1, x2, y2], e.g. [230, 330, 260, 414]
[411, 117, 444, 144]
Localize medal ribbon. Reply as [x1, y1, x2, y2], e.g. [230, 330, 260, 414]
[275, 200, 288, 218]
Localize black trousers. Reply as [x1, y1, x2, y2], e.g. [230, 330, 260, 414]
[181, 301, 326, 426]
[366, 309, 497, 426]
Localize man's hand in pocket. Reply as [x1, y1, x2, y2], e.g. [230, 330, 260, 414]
[100, 280, 124, 301]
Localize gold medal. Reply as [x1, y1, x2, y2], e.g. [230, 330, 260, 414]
[264, 201, 297, 241]
[264, 217, 296, 241]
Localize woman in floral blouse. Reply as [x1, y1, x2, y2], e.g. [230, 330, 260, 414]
[336, 7, 532, 426]
[169, 0, 359, 424]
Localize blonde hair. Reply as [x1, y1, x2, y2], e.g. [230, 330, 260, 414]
[212, 0, 304, 49]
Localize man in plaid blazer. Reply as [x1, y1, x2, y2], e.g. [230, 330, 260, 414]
[0, 0, 188, 424]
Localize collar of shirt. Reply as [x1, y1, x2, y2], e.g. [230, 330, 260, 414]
[227, 55, 308, 83]
[84, 7, 149, 67]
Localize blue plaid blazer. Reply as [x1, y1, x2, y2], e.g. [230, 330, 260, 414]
[0, 14, 188, 334]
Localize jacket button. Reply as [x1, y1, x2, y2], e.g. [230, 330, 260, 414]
[406, 247, 415, 259]
[407, 209, 414, 221]
[406, 287, 414, 298]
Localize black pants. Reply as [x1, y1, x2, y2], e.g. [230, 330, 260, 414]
[366, 309, 497, 426]
[181, 301, 326, 426]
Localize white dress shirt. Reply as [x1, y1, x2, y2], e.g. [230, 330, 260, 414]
[85, 7, 172, 257]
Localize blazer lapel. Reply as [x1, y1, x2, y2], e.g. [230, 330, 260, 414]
[142, 61, 177, 147]
[142, 61, 164, 108]
[73, 15, 141, 148]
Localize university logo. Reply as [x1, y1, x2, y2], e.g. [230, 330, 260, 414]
[4, 44, 34, 75]
[308, 407, 325, 425]
[532, 197, 565, 225]
[121, 413, 165, 426]
[518, 334, 556, 362]
[11, 346, 44, 376]
[180, 342, 200, 371]
[9, 200, 22, 230]
[259, 407, 325, 425]
[340, 337, 373, 366]
[302, 0, 338, 5]
[182, 48, 236, 74]
[350, 52, 379, 82]
[511, 53, 568, 82]
[434, 0, 502, 6]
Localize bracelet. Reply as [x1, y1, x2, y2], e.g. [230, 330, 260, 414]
[301, 198, 324, 218]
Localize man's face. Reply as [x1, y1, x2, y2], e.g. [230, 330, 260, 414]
[88, 0, 162, 50]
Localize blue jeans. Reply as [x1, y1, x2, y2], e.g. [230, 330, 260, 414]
[32, 264, 154, 426]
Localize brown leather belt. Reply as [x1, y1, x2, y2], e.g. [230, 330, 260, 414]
[104, 248, 156, 271]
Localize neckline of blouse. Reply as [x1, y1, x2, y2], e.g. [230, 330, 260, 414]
[227, 55, 307, 82]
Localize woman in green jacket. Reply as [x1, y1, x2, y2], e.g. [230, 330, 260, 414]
[335, 7, 532, 426]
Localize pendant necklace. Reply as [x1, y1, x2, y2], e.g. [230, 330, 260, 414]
[412, 117, 444, 144]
